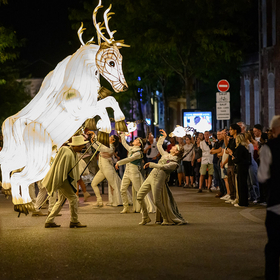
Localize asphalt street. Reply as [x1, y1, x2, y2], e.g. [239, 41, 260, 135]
[0, 186, 268, 280]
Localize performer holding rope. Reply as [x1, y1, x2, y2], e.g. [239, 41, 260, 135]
[88, 131, 129, 207]
[42, 135, 88, 228]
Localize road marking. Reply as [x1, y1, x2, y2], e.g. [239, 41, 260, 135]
[240, 208, 264, 224]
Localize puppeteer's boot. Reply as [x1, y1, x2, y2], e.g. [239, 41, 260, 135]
[69, 222, 87, 228]
[45, 222, 61, 228]
[120, 206, 130, 214]
[32, 211, 47, 217]
[95, 198, 103, 207]
[161, 219, 175, 226]
[139, 216, 151, 225]
[83, 191, 91, 202]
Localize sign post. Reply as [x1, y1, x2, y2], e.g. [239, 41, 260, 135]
[217, 79, 230, 92]
[216, 80, 230, 126]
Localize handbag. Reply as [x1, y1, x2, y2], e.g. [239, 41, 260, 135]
[234, 164, 237, 174]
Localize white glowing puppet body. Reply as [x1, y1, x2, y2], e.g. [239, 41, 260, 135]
[0, 0, 128, 212]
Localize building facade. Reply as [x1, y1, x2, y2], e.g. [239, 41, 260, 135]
[240, 0, 279, 129]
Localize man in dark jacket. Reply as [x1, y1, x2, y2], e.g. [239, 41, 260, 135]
[258, 115, 280, 280]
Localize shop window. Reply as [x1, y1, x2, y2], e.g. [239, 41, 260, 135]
[268, 73, 275, 124]
[245, 79, 250, 125]
[254, 79, 260, 124]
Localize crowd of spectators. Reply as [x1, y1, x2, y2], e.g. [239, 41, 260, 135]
[151, 122, 271, 208]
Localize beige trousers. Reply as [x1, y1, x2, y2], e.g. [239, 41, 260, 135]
[45, 180, 78, 223]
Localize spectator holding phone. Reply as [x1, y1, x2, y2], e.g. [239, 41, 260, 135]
[224, 124, 241, 204]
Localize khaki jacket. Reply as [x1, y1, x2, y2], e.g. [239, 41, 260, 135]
[42, 146, 79, 195]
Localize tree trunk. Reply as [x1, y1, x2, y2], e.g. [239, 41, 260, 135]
[162, 86, 167, 131]
[145, 84, 153, 138]
[159, 76, 168, 132]
[185, 78, 191, 109]
[136, 89, 145, 137]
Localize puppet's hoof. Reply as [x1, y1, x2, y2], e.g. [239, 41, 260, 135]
[115, 120, 128, 132]
[14, 202, 34, 217]
[97, 131, 110, 147]
[98, 87, 113, 99]
[14, 204, 29, 217]
[85, 118, 97, 131]
[2, 188, 12, 199]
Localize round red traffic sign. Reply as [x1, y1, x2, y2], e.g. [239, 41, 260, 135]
[217, 80, 230, 92]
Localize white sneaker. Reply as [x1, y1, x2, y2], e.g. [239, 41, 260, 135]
[234, 203, 247, 208]
[225, 199, 234, 203]
[220, 194, 230, 200]
[259, 202, 267, 206]
[231, 198, 239, 205]
[211, 187, 217, 191]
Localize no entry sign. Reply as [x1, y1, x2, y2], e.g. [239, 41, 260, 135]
[217, 80, 230, 92]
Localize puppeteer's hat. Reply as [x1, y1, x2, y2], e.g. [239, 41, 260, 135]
[68, 135, 88, 146]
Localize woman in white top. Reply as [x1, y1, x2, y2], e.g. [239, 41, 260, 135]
[115, 134, 156, 214]
[220, 146, 231, 200]
[182, 135, 194, 188]
[176, 137, 186, 187]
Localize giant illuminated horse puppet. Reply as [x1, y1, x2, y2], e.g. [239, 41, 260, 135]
[0, 0, 128, 214]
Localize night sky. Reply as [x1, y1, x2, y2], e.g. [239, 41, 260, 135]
[0, 0, 84, 76]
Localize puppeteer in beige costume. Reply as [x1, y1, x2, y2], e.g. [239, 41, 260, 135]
[90, 134, 130, 207]
[116, 133, 156, 214]
[42, 135, 87, 228]
[137, 129, 187, 226]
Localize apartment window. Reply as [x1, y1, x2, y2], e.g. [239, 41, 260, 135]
[265, 0, 276, 47]
[254, 79, 260, 124]
[268, 73, 275, 124]
[272, 0, 276, 45]
[267, 0, 273, 47]
[245, 79, 250, 125]
[262, 0, 267, 48]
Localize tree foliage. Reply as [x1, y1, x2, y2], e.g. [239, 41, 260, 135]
[0, 0, 23, 66]
[0, 65, 31, 124]
[0, 26, 22, 65]
[0, 0, 31, 124]
[69, 0, 256, 124]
